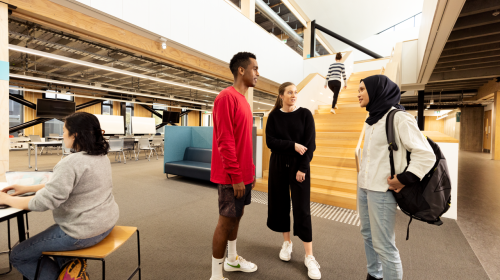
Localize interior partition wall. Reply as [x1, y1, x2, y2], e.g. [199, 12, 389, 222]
[9, 87, 23, 137]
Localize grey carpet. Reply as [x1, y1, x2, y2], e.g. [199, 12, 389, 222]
[0, 151, 489, 280]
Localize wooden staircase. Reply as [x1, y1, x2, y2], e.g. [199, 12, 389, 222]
[256, 69, 379, 210]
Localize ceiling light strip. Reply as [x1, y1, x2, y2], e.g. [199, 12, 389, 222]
[9, 44, 219, 95]
[9, 73, 213, 107]
[12, 87, 212, 113]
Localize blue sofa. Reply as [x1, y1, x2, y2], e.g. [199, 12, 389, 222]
[164, 126, 213, 181]
[164, 147, 211, 180]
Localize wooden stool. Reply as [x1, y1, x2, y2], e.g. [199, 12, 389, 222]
[34, 226, 140, 280]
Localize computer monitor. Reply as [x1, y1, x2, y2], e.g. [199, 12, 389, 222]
[36, 99, 76, 119]
[162, 111, 180, 123]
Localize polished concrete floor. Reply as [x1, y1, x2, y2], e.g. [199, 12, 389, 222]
[457, 151, 500, 280]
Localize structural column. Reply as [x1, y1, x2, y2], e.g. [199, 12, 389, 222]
[0, 3, 9, 179]
[493, 91, 500, 160]
[240, 0, 255, 112]
[240, 0, 255, 22]
[417, 90, 425, 131]
[303, 21, 312, 59]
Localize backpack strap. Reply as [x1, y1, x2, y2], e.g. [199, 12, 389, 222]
[406, 216, 413, 240]
[385, 109, 405, 178]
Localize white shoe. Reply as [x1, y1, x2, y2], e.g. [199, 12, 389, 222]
[279, 241, 293, 261]
[304, 255, 321, 279]
[209, 277, 228, 280]
[335, 105, 338, 109]
[224, 255, 258, 273]
[330, 109, 336, 114]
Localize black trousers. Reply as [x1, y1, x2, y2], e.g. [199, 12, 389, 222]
[267, 153, 312, 242]
[328, 80, 342, 109]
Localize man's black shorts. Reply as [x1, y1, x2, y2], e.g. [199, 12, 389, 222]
[218, 183, 252, 218]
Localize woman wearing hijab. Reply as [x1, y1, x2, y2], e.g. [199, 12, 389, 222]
[266, 82, 320, 279]
[357, 75, 435, 280]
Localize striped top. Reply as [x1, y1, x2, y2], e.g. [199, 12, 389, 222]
[325, 62, 346, 84]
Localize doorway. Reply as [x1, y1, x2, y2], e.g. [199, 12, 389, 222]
[484, 110, 492, 153]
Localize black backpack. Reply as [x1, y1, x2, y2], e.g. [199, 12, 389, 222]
[385, 109, 452, 240]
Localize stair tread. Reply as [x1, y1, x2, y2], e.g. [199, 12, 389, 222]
[314, 155, 356, 160]
[310, 187, 357, 199]
[310, 164, 356, 171]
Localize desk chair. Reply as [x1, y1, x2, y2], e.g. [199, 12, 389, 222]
[34, 226, 140, 280]
[108, 139, 125, 163]
[122, 138, 136, 162]
[150, 138, 163, 156]
[138, 138, 157, 161]
[1, 213, 30, 276]
[28, 135, 46, 156]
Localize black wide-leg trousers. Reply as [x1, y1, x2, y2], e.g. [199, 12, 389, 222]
[267, 153, 312, 242]
[328, 80, 342, 109]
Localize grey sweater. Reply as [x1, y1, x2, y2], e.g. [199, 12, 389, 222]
[29, 152, 119, 239]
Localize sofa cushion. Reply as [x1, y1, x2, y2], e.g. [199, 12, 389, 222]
[165, 160, 211, 181]
[184, 147, 212, 163]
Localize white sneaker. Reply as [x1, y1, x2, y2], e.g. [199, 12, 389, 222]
[335, 105, 338, 109]
[279, 241, 293, 261]
[304, 255, 321, 279]
[224, 255, 258, 273]
[209, 277, 228, 280]
[330, 109, 336, 114]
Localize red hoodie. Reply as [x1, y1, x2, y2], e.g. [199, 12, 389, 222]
[211, 86, 255, 185]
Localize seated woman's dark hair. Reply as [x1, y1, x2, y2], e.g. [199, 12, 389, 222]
[65, 112, 109, 155]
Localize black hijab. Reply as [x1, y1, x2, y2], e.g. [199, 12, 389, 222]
[361, 75, 405, 125]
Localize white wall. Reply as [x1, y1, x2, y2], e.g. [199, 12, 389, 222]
[438, 142, 458, 220]
[401, 40, 419, 84]
[353, 58, 390, 73]
[75, 0, 304, 85]
[417, 0, 439, 77]
[296, 74, 331, 113]
[342, 27, 420, 62]
[303, 52, 354, 87]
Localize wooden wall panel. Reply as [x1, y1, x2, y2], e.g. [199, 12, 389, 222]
[187, 111, 200, 126]
[23, 92, 44, 137]
[493, 92, 500, 160]
[75, 97, 101, 114]
[460, 107, 484, 152]
[134, 104, 152, 118]
[424, 116, 445, 134]
[113, 101, 121, 115]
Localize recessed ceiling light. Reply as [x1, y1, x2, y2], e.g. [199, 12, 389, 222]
[493, 10, 500, 16]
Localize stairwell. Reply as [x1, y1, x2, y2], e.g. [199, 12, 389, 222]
[257, 69, 381, 210]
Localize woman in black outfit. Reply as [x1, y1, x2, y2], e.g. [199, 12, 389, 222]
[266, 82, 320, 279]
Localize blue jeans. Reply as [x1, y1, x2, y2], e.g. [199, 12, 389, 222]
[358, 187, 403, 280]
[10, 224, 113, 280]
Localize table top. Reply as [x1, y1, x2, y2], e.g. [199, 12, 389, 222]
[10, 137, 31, 142]
[0, 207, 27, 222]
[29, 141, 62, 145]
[47, 136, 63, 139]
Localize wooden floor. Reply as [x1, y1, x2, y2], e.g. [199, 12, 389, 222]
[256, 70, 381, 210]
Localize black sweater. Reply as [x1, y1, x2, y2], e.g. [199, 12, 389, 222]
[266, 107, 316, 173]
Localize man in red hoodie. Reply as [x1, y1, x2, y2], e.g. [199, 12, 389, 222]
[210, 52, 259, 280]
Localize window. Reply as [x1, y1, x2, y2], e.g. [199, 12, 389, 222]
[44, 90, 73, 101]
[153, 104, 165, 134]
[102, 100, 113, 115]
[202, 113, 212, 127]
[125, 103, 134, 135]
[9, 87, 24, 137]
[44, 119, 64, 137]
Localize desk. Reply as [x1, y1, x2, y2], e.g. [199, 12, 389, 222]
[28, 142, 62, 171]
[47, 136, 63, 141]
[0, 208, 29, 280]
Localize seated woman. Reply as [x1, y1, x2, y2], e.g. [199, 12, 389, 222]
[0, 112, 119, 280]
